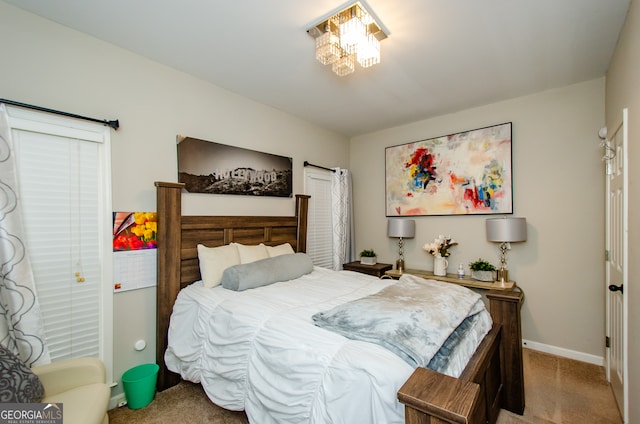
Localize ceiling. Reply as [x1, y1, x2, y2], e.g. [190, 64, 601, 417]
[4, 0, 630, 137]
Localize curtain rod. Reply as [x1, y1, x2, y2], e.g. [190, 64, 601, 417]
[0, 98, 119, 130]
[303, 161, 335, 173]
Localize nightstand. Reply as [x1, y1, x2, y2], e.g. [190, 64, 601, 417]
[343, 261, 393, 278]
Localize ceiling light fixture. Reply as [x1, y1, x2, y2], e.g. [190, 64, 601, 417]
[307, 1, 388, 77]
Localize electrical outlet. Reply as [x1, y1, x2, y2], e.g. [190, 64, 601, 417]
[115, 395, 127, 408]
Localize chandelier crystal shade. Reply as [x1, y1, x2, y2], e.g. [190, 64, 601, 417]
[315, 21, 341, 65]
[308, 1, 387, 76]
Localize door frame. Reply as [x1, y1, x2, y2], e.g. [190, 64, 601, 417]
[6, 106, 114, 384]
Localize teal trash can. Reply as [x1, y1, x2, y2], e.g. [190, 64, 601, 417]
[122, 363, 159, 409]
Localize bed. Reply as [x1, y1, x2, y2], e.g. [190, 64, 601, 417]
[154, 181, 525, 424]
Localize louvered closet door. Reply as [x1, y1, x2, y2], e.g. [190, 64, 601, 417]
[13, 129, 102, 361]
[305, 169, 333, 268]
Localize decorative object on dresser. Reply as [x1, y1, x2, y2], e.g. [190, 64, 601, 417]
[359, 248, 377, 265]
[387, 219, 415, 272]
[423, 235, 457, 276]
[433, 256, 448, 277]
[343, 261, 392, 278]
[385, 122, 512, 217]
[486, 216, 527, 283]
[469, 258, 497, 282]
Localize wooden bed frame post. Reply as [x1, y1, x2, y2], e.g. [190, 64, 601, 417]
[295, 194, 310, 253]
[155, 181, 184, 391]
[486, 290, 525, 415]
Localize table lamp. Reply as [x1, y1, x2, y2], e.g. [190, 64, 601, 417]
[486, 217, 527, 283]
[387, 219, 415, 273]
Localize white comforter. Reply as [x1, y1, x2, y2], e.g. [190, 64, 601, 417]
[164, 267, 492, 424]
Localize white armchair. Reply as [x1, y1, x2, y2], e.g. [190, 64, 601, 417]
[32, 357, 110, 424]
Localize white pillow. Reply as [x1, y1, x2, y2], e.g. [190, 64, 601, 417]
[197, 244, 240, 288]
[233, 243, 269, 264]
[266, 243, 295, 257]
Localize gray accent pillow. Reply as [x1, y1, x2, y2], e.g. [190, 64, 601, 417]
[221, 253, 313, 291]
[0, 344, 45, 403]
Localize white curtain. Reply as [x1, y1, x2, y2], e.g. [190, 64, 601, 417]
[331, 168, 355, 270]
[0, 104, 50, 366]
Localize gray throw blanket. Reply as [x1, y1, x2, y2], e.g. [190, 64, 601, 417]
[312, 274, 485, 368]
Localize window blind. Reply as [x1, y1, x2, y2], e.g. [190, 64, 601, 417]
[305, 170, 333, 268]
[14, 130, 101, 360]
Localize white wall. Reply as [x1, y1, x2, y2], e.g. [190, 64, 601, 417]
[350, 79, 606, 361]
[0, 2, 349, 398]
[606, 0, 640, 421]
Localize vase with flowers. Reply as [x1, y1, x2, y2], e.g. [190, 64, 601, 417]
[423, 235, 458, 276]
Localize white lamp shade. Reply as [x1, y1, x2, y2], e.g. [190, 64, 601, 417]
[486, 217, 527, 242]
[387, 219, 415, 238]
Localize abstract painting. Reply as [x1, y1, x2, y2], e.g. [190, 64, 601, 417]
[385, 122, 512, 216]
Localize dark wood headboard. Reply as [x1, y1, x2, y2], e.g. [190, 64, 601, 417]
[154, 181, 310, 390]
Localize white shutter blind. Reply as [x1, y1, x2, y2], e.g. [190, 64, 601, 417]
[305, 170, 333, 268]
[13, 130, 102, 361]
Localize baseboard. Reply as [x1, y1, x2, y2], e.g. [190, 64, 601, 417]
[522, 339, 604, 366]
[108, 392, 127, 410]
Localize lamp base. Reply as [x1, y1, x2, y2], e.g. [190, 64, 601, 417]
[396, 259, 405, 273]
[497, 268, 508, 283]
